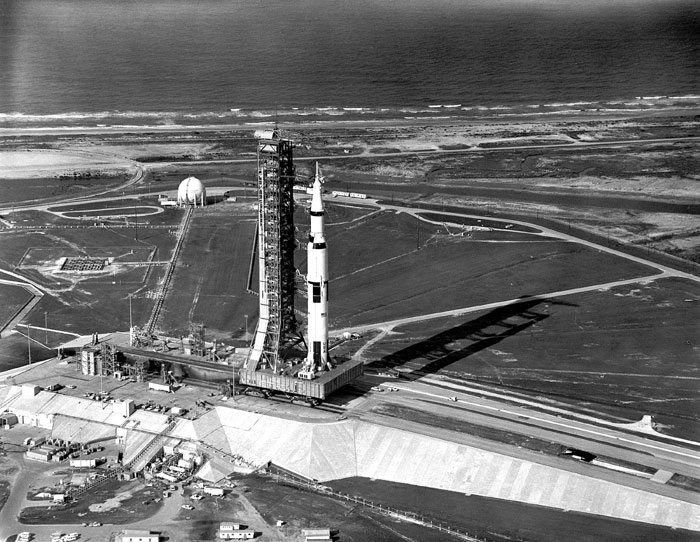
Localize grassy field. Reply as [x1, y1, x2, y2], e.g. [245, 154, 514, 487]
[48, 200, 160, 212]
[238, 474, 455, 542]
[0, 284, 33, 330]
[365, 277, 700, 438]
[317, 210, 654, 327]
[330, 477, 700, 542]
[0, 211, 182, 346]
[158, 204, 259, 339]
[61, 206, 162, 218]
[0, 174, 128, 205]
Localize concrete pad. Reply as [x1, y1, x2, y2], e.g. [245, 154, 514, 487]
[650, 469, 674, 483]
[508, 462, 532, 500]
[309, 422, 357, 480]
[481, 455, 512, 498]
[128, 410, 170, 433]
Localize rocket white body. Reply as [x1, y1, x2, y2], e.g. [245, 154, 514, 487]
[303, 165, 330, 375]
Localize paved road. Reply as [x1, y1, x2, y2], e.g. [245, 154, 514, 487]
[372, 380, 700, 480]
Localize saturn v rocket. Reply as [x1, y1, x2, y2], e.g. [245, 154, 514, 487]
[300, 164, 331, 379]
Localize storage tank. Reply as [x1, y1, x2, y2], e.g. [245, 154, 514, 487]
[177, 176, 206, 207]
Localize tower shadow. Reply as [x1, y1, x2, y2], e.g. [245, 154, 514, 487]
[368, 296, 578, 381]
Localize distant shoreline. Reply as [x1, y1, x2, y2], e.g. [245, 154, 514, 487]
[2, 95, 700, 135]
[2, 106, 700, 138]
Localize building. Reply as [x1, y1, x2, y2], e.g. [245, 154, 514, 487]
[177, 176, 206, 207]
[302, 528, 332, 541]
[26, 448, 52, 462]
[218, 523, 255, 540]
[70, 458, 97, 468]
[204, 486, 225, 496]
[0, 413, 18, 429]
[120, 531, 160, 542]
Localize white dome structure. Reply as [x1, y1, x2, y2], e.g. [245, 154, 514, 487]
[177, 176, 206, 207]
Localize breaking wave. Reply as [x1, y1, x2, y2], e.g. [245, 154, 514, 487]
[1, 95, 699, 129]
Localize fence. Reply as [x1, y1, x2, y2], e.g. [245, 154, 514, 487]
[265, 465, 487, 542]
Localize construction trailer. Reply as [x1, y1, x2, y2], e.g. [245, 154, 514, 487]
[148, 382, 172, 393]
[302, 528, 332, 541]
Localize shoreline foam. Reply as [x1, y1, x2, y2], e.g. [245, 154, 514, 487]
[2, 95, 700, 131]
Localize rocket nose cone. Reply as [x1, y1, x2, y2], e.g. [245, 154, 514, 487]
[311, 179, 324, 213]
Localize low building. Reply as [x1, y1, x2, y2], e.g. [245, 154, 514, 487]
[22, 384, 40, 397]
[204, 486, 224, 496]
[218, 524, 254, 540]
[113, 399, 136, 417]
[302, 528, 332, 541]
[121, 530, 160, 542]
[70, 458, 97, 468]
[219, 531, 254, 540]
[26, 448, 52, 462]
[219, 523, 244, 532]
[0, 413, 18, 429]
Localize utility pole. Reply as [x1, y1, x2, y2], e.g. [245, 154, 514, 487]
[134, 205, 138, 241]
[44, 311, 48, 344]
[232, 364, 236, 399]
[27, 325, 31, 364]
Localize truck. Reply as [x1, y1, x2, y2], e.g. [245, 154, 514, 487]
[148, 382, 172, 393]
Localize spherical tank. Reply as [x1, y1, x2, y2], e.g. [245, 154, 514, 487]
[177, 176, 206, 206]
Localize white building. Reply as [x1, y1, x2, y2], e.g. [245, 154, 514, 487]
[121, 530, 159, 542]
[218, 523, 254, 540]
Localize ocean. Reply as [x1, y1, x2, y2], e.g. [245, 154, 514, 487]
[0, 0, 699, 127]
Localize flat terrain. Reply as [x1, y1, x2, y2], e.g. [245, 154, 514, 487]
[158, 203, 259, 339]
[309, 207, 655, 326]
[0, 284, 33, 331]
[331, 477, 700, 542]
[0, 202, 184, 362]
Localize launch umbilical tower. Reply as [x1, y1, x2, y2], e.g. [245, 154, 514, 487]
[240, 131, 363, 401]
[246, 130, 299, 373]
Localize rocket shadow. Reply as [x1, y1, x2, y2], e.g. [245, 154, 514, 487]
[368, 296, 577, 382]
